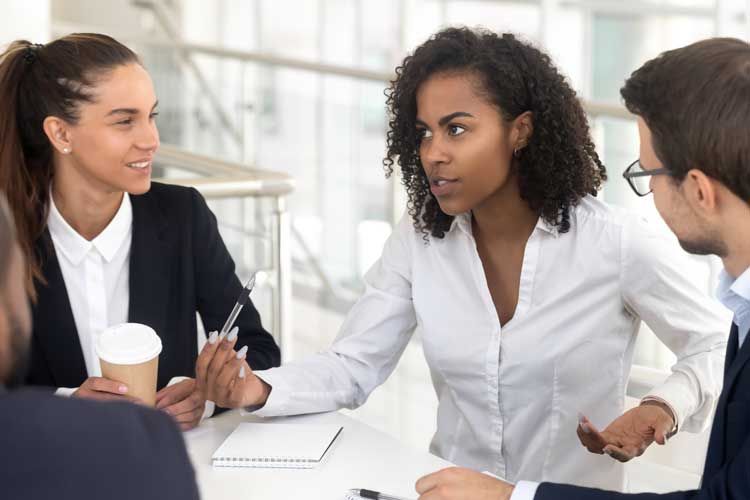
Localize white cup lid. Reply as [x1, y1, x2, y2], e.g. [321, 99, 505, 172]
[96, 323, 162, 365]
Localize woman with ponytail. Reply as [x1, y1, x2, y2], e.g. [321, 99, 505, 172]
[197, 27, 729, 492]
[0, 33, 280, 429]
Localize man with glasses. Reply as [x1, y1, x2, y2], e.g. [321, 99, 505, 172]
[415, 36, 750, 500]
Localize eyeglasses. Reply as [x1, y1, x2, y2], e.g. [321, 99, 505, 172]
[622, 159, 671, 197]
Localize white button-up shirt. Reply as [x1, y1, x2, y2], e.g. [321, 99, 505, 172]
[48, 193, 132, 393]
[717, 267, 750, 348]
[254, 196, 729, 491]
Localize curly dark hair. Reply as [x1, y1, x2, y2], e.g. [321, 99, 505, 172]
[383, 27, 606, 238]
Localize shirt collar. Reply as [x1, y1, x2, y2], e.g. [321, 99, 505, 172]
[47, 192, 133, 265]
[716, 266, 750, 318]
[450, 212, 559, 238]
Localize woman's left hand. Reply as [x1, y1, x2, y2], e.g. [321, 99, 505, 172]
[577, 402, 676, 462]
[156, 377, 207, 431]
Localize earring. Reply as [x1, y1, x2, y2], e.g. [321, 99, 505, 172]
[62, 147, 70, 154]
[513, 148, 521, 158]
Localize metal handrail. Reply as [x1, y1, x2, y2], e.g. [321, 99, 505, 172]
[154, 144, 295, 198]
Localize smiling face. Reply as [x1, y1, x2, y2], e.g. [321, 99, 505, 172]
[50, 62, 160, 196]
[416, 71, 522, 216]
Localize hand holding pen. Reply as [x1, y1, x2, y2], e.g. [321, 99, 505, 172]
[195, 273, 271, 409]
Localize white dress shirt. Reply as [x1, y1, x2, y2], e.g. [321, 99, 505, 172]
[716, 267, 750, 348]
[49, 193, 133, 394]
[253, 195, 729, 492]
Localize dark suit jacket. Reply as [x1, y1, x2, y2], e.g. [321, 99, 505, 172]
[26, 182, 281, 391]
[536, 324, 750, 500]
[0, 388, 200, 499]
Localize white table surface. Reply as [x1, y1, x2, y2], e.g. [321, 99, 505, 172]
[183, 410, 452, 500]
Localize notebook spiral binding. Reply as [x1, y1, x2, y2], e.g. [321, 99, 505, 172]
[212, 456, 316, 468]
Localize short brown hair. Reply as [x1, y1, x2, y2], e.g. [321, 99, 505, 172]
[621, 37, 750, 201]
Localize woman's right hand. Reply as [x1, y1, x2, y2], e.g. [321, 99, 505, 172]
[195, 329, 271, 409]
[72, 376, 142, 403]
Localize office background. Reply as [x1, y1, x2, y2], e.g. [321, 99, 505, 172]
[2, 0, 749, 489]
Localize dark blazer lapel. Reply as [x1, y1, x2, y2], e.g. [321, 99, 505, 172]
[703, 324, 745, 478]
[128, 192, 173, 347]
[33, 233, 88, 386]
[723, 324, 750, 396]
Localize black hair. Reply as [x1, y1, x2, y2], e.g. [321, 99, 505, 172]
[383, 27, 606, 238]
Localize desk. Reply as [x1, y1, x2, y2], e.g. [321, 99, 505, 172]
[184, 410, 452, 499]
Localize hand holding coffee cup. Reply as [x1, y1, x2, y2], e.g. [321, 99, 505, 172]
[73, 375, 143, 403]
[95, 323, 162, 406]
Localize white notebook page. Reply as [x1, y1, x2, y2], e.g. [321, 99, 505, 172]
[212, 423, 343, 468]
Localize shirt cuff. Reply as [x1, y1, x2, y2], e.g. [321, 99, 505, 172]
[510, 481, 540, 500]
[640, 395, 679, 434]
[240, 368, 289, 417]
[55, 387, 77, 397]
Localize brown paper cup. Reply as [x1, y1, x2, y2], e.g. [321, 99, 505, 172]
[96, 323, 162, 406]
[100, 356, 160, 406]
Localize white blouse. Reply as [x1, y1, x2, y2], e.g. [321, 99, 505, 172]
[254, 195, 730, 490]
[48, 193, 132, 385]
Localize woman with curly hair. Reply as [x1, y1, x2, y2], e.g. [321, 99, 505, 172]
[197, 27, 728, 492]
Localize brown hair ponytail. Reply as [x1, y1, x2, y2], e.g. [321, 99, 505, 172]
[0, 34, 139, 300]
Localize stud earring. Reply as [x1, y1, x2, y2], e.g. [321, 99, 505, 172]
[62, 147, 70, 154]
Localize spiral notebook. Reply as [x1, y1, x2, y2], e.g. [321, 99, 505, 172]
[212, 423, 344, 469]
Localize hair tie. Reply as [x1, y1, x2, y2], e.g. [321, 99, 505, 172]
[23, 44, 44, 64]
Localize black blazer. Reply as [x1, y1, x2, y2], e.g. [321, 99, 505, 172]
[535, 323, 750, 500]
[0, 389, 200, 499]
[27, 182, 280, 390]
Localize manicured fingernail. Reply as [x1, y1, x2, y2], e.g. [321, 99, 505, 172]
[119, 385, 128, 393]
[208, 331, 218, 344]
[227, 326, 239, 342]
[239, 366, 246, 379]
[236, 345, 248, 359]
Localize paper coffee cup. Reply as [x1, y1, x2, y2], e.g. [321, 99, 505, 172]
[96, 323, 162, 406]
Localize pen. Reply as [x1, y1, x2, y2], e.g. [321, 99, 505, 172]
[348, 488, 413, 500]
[220, 272, 257, 337]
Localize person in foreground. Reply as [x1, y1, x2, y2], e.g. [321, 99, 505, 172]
[415, 36, 750, 499]
[195, 27, 730, 492]
[0, 194, 200, 499]
[0, 33, 280, 429]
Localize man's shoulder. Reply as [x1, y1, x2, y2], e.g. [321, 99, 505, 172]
[0, 389, 199, 499]
[1, 388, 174, 430]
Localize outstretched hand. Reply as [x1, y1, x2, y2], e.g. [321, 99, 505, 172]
[577, 402, 675, 462]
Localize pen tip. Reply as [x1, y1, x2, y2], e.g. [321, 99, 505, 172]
[245, 272, 257, 290]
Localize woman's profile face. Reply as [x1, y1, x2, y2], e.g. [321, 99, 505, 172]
[416, 71, 516, 216]
[62, 62, 159, 196]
